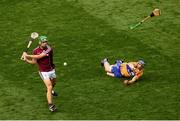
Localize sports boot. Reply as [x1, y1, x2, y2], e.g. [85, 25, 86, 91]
[48, 104, 57, 112]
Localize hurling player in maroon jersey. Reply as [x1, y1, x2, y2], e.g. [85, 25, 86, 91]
[22, 36, 58, 112]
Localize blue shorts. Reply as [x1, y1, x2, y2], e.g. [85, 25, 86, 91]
[111, 63, 122, 78]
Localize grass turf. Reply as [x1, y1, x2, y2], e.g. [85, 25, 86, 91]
[0, 0, 180, 119]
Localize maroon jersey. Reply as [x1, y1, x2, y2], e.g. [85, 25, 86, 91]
[33, 45, 55, 72]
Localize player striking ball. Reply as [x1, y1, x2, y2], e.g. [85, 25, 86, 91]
[22, 35, 58, 112]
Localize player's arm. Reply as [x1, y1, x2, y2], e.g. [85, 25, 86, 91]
[21, 52, 36, 65]
[26, 52, 47, 59]
[124, 70, 143, 85]
[23, 51, 46, 63]
[124, 75, 138, 85]
[26, 46, 51, 59]
[25, 58, 37, 65]
[22, 53, 36, 64]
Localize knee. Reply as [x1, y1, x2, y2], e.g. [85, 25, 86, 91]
[47, 85, 53, 91]
[105, 67, 111, 72]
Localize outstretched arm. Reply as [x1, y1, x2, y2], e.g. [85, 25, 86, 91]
[124, 70, 143, 85]
[22, 51, 47, 60]
[25, 53, 47, 59]
[124, 76, 138, 85]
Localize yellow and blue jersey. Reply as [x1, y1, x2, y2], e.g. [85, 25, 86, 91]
[120, 63, 143, 79]
[120, 63, 134, 77]
[111, 62, 143, 79]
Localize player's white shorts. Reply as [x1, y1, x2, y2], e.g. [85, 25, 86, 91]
[39, 69, 56, 80]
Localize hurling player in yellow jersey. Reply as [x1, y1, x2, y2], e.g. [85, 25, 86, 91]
[101, 58, 145, 85]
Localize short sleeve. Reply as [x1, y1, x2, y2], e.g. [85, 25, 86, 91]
[42, 45, 52, 56]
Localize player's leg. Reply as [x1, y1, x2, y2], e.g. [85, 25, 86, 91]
[104, 62, 112, 72]
[115, 59, 123, 64]
[51, 78, 58, 96]
[39, 71, 57, 112]
[43, 79, 53, 104]
[107, 72, 115, 77]
[101, 58, 112, 72]
[51, 78, 56, 87]
[49, 69, 58, 96]
[43, 79, 57, 112]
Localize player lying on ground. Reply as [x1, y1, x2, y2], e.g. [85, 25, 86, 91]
[101, 58, 145, 85]
[22, 36, 58, 112]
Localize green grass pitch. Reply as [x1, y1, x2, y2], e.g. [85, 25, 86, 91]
[0, 0, 180, 119]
